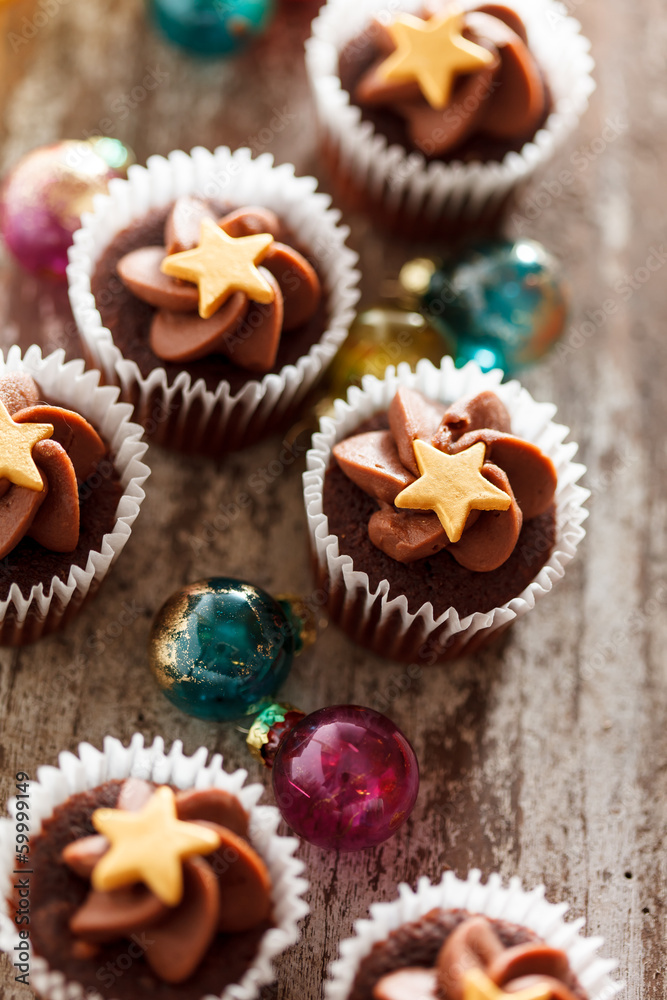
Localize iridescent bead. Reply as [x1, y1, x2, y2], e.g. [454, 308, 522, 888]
[272, 705, 419, 851]
[418, 239, 568, 373]
[149, 578, 298, 721]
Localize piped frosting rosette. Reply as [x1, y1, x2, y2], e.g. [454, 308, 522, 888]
[325, 870, 621, 1000]
[303, 357, 589, 663]
[0, 733, 309, 1000]
[0, 346, 150, 645]
[116, 200, 323, 371]
[306, 0, 595, 235]
[67, 146, 360, 454]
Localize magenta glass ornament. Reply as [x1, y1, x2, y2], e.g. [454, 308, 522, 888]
[0, 139, 133, 278]
[272, 704, 419, 851]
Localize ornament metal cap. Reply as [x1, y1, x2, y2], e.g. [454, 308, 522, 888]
[246, 702, 307, 767]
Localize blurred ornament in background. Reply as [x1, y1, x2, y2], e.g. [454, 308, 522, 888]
[284, 303, 446, 438]
[149, 577, 315, 721]
[402, 238, 568, 374]
[0, 138, 134, 279]
[326, 304, 446, 399]
[149, 0, 273, 54]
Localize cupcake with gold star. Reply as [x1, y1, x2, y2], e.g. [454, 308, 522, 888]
[303, 356, 588, 662]
[0, 733, 308, 1000]
[306, 0, 595, 238]
[0, 345, 149, 645]
[325, 869, 621, 1000]
[67, 145, 360, 455]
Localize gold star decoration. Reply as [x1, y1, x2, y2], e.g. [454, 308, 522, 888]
[161, 217, 275, 319]
[394, 440, 510, 543]
[0, 400, 53, 492]
[463, 968, 554, 1000]
[91, 785, 221, 906]
[377, 9, 495, 109]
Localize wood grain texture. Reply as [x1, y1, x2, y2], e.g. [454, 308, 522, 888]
[0, 1, 664, 999]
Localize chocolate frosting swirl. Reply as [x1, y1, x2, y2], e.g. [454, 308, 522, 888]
[115, 197, 321, 373]
[332, 387, 556, 571]
[353, 4, 548, 158]
[0, 373, 106, 560]
[61, 778, 272, 985]
[373, 914, 580, 999]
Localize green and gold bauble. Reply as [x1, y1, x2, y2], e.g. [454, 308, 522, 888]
[149, 577, 316, 722]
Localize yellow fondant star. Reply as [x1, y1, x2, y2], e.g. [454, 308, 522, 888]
[395, 440, 510, 543]
[377, 9, 495, 109]
[0, 400, 53, 492]
[161, 217, 275, 319]
[91, 785, 221, 906]
[463, 968, 554, 1000]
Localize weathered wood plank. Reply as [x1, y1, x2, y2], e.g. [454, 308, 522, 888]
[0, 0, 665, 998]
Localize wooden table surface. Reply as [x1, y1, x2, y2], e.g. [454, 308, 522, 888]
[0, 1, 665, 998]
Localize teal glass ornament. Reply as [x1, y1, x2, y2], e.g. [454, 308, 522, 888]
[149, 578, 307, 721]
[149, 0, 273, 55]
[416, 239, 568, 374]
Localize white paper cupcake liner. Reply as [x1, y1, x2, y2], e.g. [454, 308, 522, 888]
[0, 346, 150, 645]
[306, 0, 595, 233]
[67, 146, 361, 454]
[326, 869, 622, 1000]
[0, 732, 309, 1000]
[303, 357, 589, 662]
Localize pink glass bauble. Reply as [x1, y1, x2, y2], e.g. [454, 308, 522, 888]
[272, 704, 419, 851]
[0, 139, 133, 278]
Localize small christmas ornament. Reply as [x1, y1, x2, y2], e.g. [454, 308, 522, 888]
[282, 304, 445, 443]
[149, 578, 314, 721]
[326, 305, 445, 400]
[265, 703, 420, 851]
[400, 239, 568, 373]
[149, 0, 273, 55]
[0, 139, 134, 278]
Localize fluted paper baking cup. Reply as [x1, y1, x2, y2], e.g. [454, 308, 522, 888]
[303, 357, 589, 662]
[326, 869, 622, 1000]
[0, 346, 150, 645]
[0, 733, 309, 1000]
[67, 146, 361, 454]
[306, 0, 595, 233]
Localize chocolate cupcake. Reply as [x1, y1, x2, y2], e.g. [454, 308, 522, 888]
[326, 871, 620, 1000]
[304, 358, 588, 662]
[0, 734, 308, 1000]
[0, 346, 149, 645]
[306, 0, 594, 238]
[67, 145, 360, 455]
